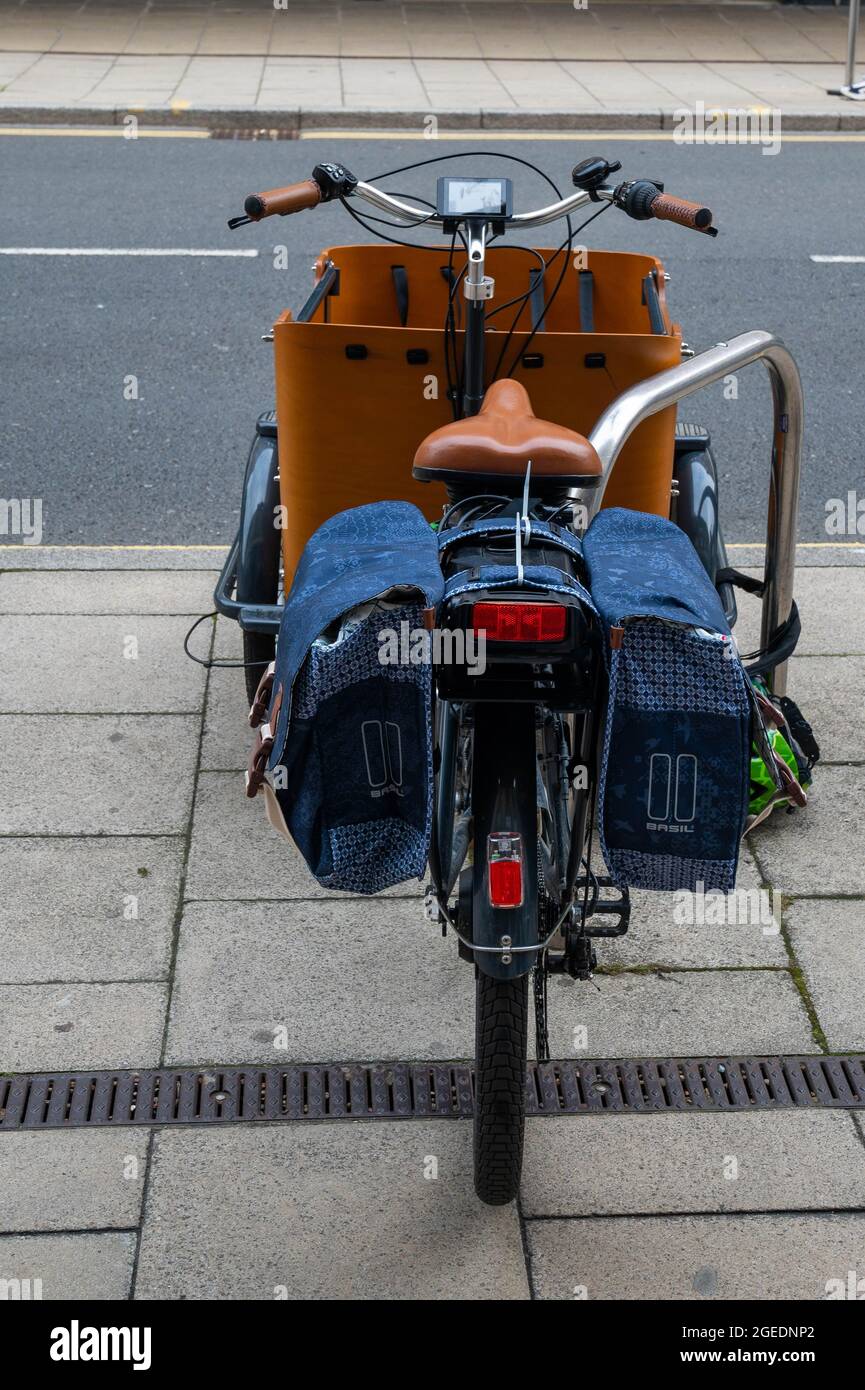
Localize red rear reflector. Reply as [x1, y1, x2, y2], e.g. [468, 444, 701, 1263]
[487, 832, 524, 909]
[472, 601, 567, 643]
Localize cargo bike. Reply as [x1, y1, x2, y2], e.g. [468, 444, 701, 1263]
[215, 153, 815, 1205]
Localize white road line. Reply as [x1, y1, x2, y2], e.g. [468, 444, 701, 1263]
[0, 247, 258, 258]
[809, 254, 865, 263]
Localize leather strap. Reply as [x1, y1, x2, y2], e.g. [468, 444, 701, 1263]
[245, 724, 274, 799]
[248, 661, 275, 728]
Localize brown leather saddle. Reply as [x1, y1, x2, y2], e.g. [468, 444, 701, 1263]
[412, 378, 603, 491]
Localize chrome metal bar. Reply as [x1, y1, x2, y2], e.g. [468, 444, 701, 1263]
[509, 187, 598, 228]
[586, 330, 804, 696]
[353, 181, 433, 224]
[846, 0, 861, 89]
[352, 181, 600, 231]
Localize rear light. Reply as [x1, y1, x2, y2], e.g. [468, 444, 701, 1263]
[472, 601, 567, 643]
[487, 832, 524, 909]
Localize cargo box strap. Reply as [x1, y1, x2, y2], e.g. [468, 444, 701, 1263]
[529, 267, 547, 333]
[715, 566, 801, 677]
[391, 265, 409, 327]
[444, 563, 596, 611]
[438, 517, 584, 562]
[641, 272, 665, 335]
[578, 270, 594, 332]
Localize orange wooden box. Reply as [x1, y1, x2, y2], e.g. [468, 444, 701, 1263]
[274, 244, 681, 584]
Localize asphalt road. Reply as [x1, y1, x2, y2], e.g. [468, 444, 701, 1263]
[1, 131, 863, 545]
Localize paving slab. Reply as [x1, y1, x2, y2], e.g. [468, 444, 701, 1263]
[783, 655, 865, 766]
[0, 547, 226, 571]
[0, 616, 206, 714]
[0, 1129, 149, 1232]
[164, 899, 472, 1064]
[733, 567, 865, 658]
[750, 765, 865, 898]
[527, 1212, 865, 1301]
[522, 1110, 865, 1217]
[0, 568, 218, 615]
[0, 714, 199, 834]
[134, 1122, 528, 1301]
[0, 1233, 136, 1301]
[605, 844, 788, 969]
[200, 665, 251, 771]
[185, 771, 422, 900]
[787, 899, 865, 1053]
[0, 836, 181, 983]
[545, 966, 813, 1059]
[0, 981, 167, 1071]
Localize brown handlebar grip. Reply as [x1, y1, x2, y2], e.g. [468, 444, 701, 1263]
[244, 180, 322, 220]
[650, 192, 714, 233]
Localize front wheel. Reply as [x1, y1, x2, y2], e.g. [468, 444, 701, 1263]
[473, 971, 529, 1205]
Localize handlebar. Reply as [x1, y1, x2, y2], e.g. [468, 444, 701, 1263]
[244, 179, 321, 220]
[230, 160, 717, 237]
[649, 192, 714, 232]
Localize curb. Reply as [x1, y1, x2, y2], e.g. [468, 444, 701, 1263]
[1, 105, 864, 133]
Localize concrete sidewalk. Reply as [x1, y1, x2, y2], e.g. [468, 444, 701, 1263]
[0, 542, 863, 1299]
[0, 1, 860, 130]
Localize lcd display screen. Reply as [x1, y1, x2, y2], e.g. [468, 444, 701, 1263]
[437, 177, 512, 218]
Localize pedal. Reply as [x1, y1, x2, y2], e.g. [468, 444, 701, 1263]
[582, 877, 631, 938]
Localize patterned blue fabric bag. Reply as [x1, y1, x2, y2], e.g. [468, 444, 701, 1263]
[246, 502, 444, 894]
[583, 508, 751, 892]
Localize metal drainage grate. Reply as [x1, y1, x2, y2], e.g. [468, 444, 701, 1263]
[210, 127, 299, 140]
[2, 1057, 864, 1131]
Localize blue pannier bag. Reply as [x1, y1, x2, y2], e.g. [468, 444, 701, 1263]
[246, 501, 444, 894]
[583, 508, 752, 893]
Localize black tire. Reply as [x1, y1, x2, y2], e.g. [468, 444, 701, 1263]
[473, 971, 529, 1206]
[243, 631, 275, 707]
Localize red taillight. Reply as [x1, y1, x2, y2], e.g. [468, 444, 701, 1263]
[472, 601, 567, 643]
[488, 832, 524, 909]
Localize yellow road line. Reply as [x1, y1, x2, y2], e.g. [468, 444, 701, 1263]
[0, 126, 210, 138]
[301, 130, 865, 143]
[1, 126, 863, 143]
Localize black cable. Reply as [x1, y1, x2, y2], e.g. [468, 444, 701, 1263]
[338, 196, 451, 253]
[440, 492, 512, 531]
[502, 203, 611, 380]
[487, 236, 571, 382]
[484, 242, 548, 323]
[443, 230, 464, 419]
[354, 189, 439, 231]
[183, 612, 272, 670]
[367, 149, 567, 204]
